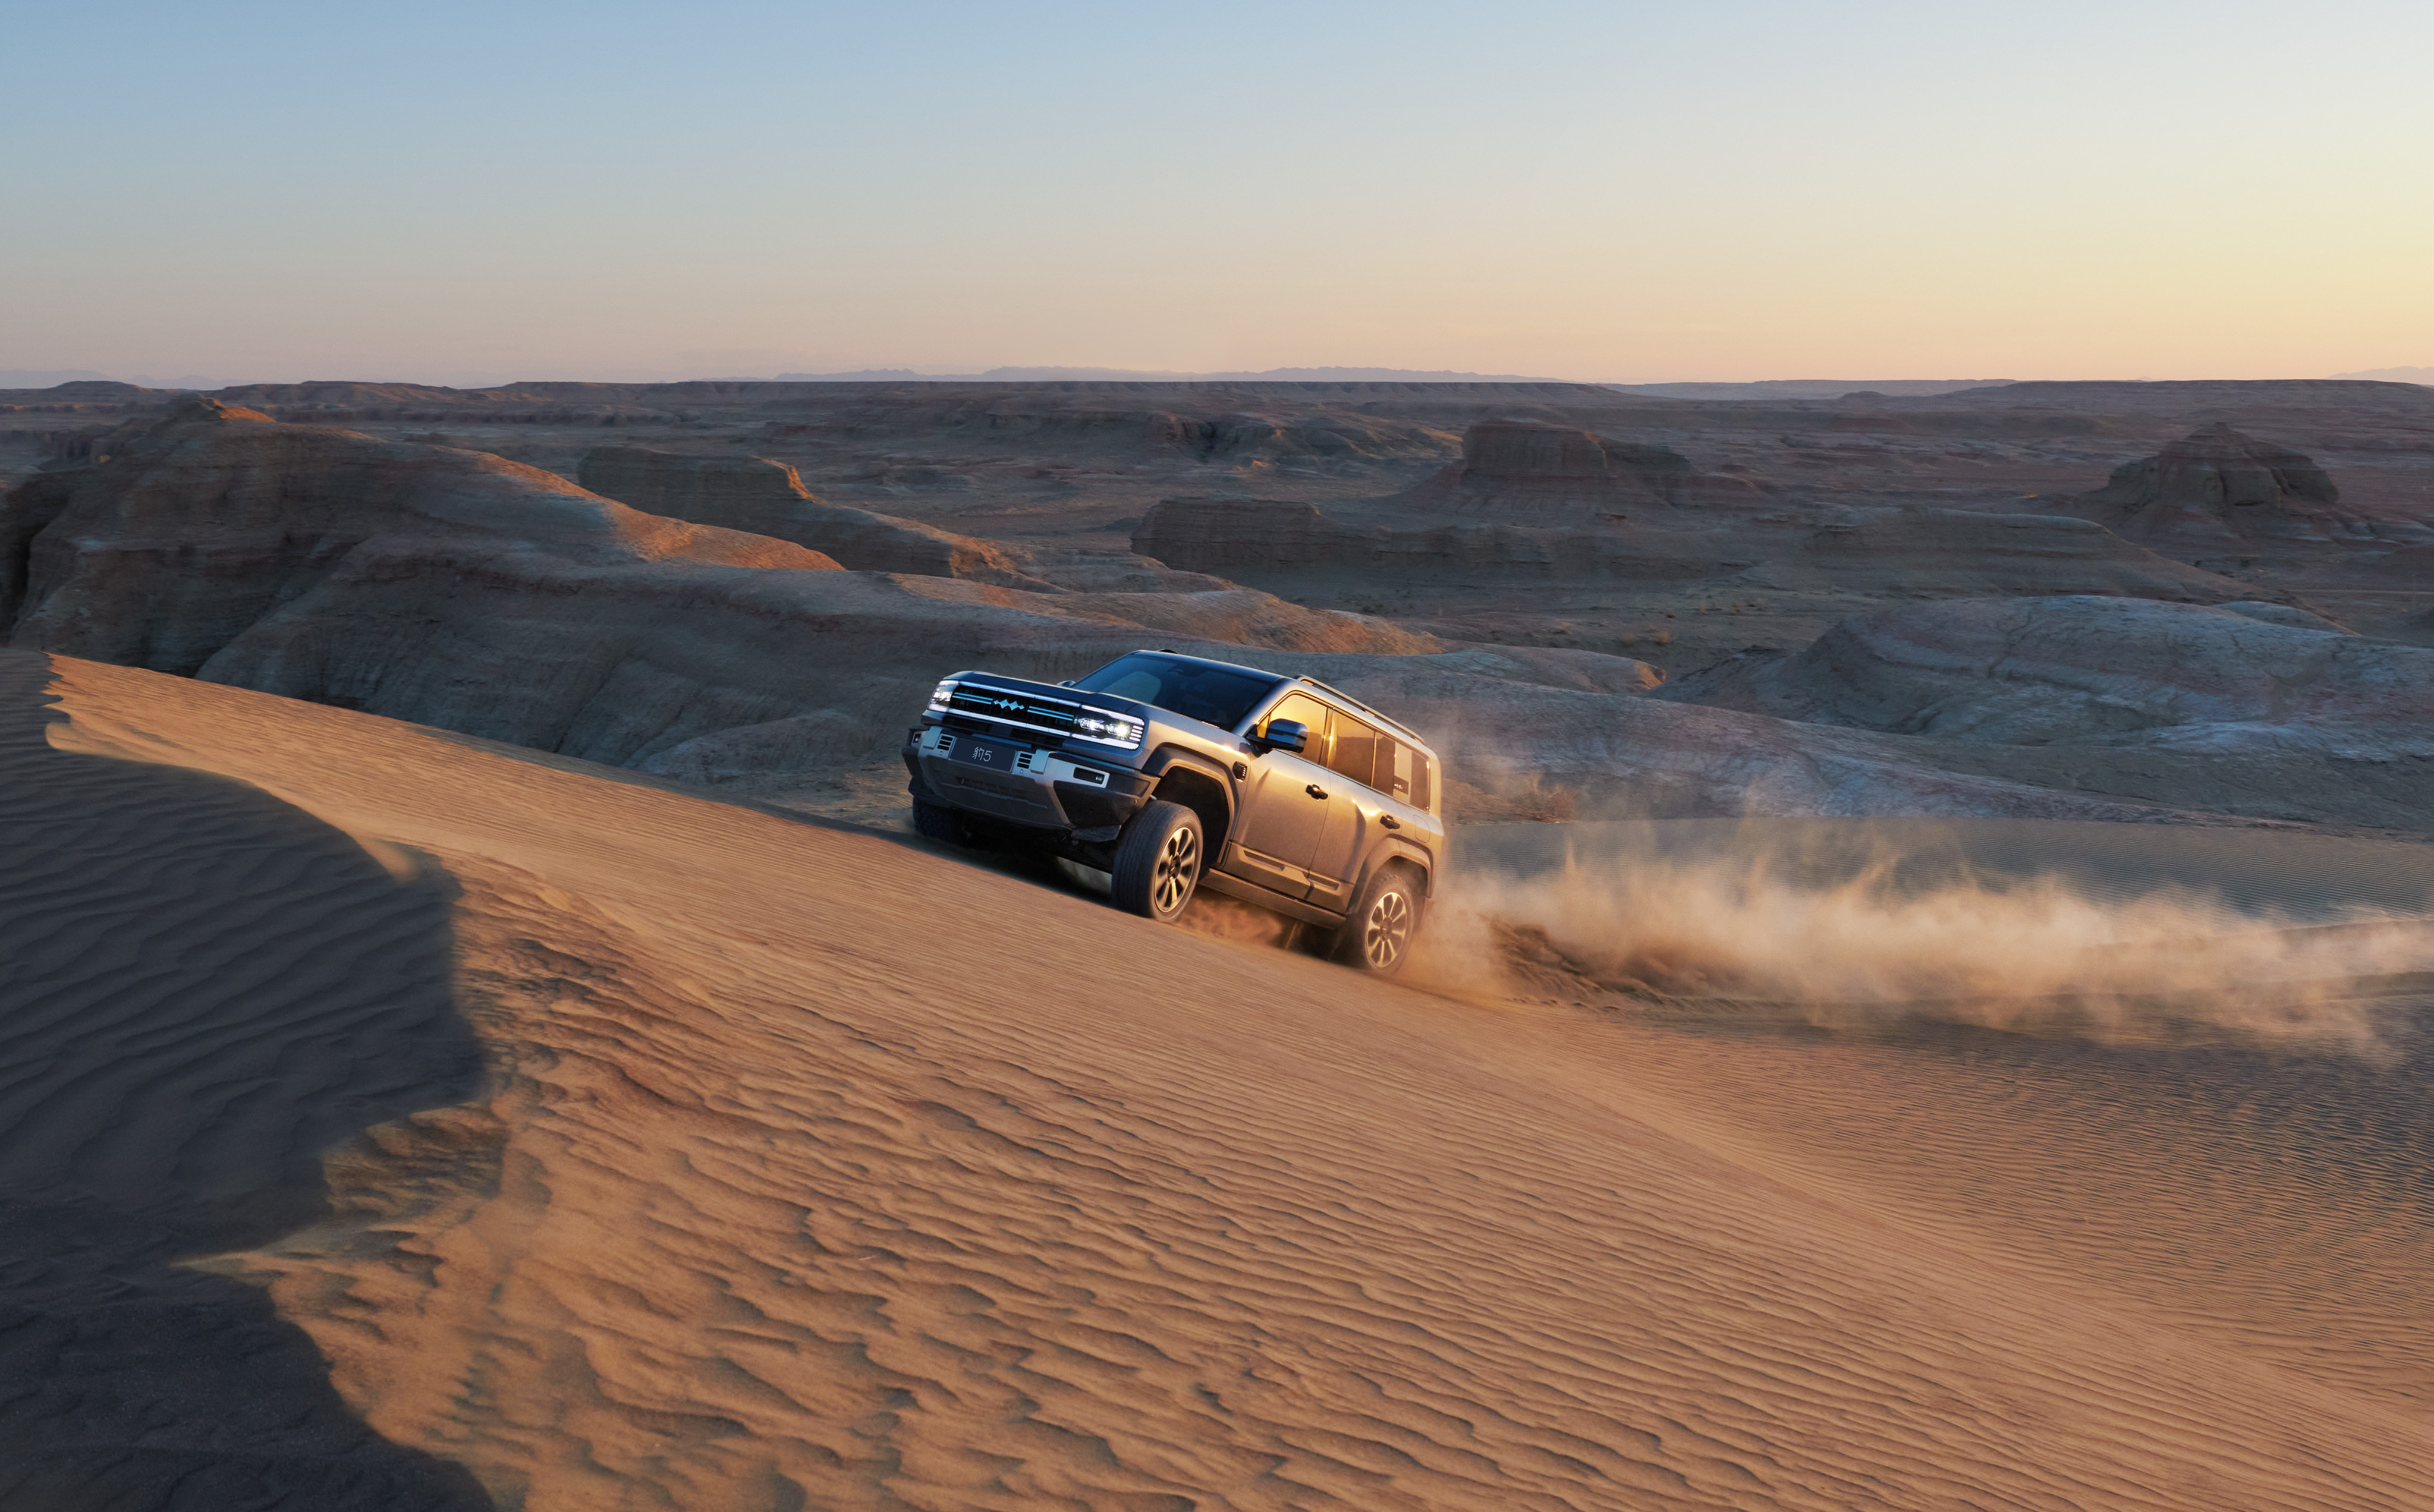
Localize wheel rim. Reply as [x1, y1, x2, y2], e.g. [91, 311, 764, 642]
[1362, 889, 1412, 969]
[1152, 824, 1200, 915]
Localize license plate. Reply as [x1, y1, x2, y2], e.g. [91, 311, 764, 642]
[949, 737, 1026, 772]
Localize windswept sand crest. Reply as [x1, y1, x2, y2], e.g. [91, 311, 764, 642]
[0, 650, 488, 1508]
[18, 652, 2434, 1508]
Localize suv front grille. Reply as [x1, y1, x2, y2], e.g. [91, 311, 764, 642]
[943, 711, 1059, 747]
[947, 684, 1084, 735]
[932, 681, 1144, 751]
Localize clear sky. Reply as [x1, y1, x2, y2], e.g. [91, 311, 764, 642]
[5, 0, 2429, 386]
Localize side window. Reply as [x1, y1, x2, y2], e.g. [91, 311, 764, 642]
[1323, 710, 1380, 788]
[1378, 736, 1433, 811]
[1262, 693, 1331, 757]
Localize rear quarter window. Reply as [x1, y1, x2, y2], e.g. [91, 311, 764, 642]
[1323, 708, 1433, 811]
[1379, 736, 1433, 812]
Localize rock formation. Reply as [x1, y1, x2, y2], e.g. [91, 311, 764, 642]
[2, 399, 837, 677]
[1655, 595, 2434, 826]
[1396, 420, 1762, 515]
[1131, 499, 1363, 572]
[577, 446, 1058, 590]
[1131, 497, 1756, 582]
[1782, 506, 2268, 601]
[7, 401, 2407, 828]
[1046, 588, 1442, 656]
[1134, 496, 2257, 602]
[0, 405, 1454, 779]
[1305, 650, 2222, 825]
[2072, 423, 2350, 544]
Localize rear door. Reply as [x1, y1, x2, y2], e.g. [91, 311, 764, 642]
[1305, 711, 1436, 912]
[1224, 692, 1339, 897]
[1302, 707, 1382, 911]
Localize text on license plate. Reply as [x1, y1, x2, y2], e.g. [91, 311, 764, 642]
[950, 738, 1027, 771]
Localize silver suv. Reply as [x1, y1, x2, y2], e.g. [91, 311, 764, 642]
[902, 650, 1444, 974]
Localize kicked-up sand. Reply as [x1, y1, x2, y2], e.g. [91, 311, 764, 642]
[5, 647, 2433, 1509]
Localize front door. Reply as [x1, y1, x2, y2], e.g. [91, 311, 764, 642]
[1224, 692, 1338, 897]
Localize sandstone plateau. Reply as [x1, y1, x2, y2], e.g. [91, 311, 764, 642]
[576, 445, 1062, 590]
[1405, 418, 1754, 514]
[5, 403, 2341, 826]
[1656, 594, 2434, 826]
[2070, 421, 2362, 546]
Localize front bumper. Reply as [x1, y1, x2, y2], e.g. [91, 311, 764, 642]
[903, 724, 1155, 835]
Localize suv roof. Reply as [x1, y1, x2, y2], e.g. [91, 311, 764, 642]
[1138, 648, 1432, 749]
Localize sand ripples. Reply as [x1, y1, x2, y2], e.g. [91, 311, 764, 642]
[21, 652, 2434, 1510]
[0, 651, 488, 1508]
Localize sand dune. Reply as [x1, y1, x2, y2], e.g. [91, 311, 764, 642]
[8, 650, 2434, 1507]
[0, 651, 487, 1507]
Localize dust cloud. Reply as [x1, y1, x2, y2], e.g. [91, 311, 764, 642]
[1411, 830, 2434, 1058]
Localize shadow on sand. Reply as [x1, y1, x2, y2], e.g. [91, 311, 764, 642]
[0, 651, 491, 1510]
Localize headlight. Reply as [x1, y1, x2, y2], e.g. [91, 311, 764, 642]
[927, 678, 956, 714]
[1072, 710, 1144, 749]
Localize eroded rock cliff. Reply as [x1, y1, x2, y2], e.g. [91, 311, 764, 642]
[2, 399, 836, 676]
[0, 408, 1457, 777]
[2073, 424, 2358, 545]
[1656, 595, 2434, 826]
[1134, 494, 2257, 601]
[577, 446, 1059, 590]
[1783, 507, 2269, 600]
[2, 404, 2372, 825]
[1401, 420, 1762, 514]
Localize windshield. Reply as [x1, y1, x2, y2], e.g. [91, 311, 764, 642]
[1073, 654, 1282, 732]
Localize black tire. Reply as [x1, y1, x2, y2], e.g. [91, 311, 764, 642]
[1109, 800, 1204, 922]
[911, 795, 969, 846]
[1334, 867, 1422, 975]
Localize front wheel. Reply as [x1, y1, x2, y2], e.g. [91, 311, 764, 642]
[1109, 800, 1203, 922]
[1334, 867, 1422, 975]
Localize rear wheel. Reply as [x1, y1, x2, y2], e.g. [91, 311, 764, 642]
[1334, 867, 1422, 975]
[1109, 800, 1203, 922]
[911, 795, 969, 846]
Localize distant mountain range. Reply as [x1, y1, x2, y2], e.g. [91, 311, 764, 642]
[771, 366, 1574, 383]
[10, 364, 2426, 395]
[2332, 366, 2434, 385]
[766, 368, 2034, 396]
[0, 368, 247, 390]
[1604, 379, 2015, 400]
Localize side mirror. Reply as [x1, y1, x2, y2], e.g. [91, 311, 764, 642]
[1254, 718, 1309, 755]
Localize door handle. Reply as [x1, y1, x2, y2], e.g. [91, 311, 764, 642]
[1378, 813, 1401, 830]
[1305, 783, 1329, 799]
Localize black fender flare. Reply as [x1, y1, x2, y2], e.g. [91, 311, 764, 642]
[1141, 746, 1238, 843]
[1357, 836, 1438, 900]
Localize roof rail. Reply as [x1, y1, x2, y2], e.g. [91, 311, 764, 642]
[1294, 676, 1429, 746]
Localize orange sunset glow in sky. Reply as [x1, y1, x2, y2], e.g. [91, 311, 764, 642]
[7, 0, 2429, 386]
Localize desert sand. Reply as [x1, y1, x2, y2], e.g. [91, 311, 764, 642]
[7, 374, 2434, 1508]
[7, 648, 2434, 1508]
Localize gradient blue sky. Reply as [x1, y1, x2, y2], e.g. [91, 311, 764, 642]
[5, 0, 2429, 385]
